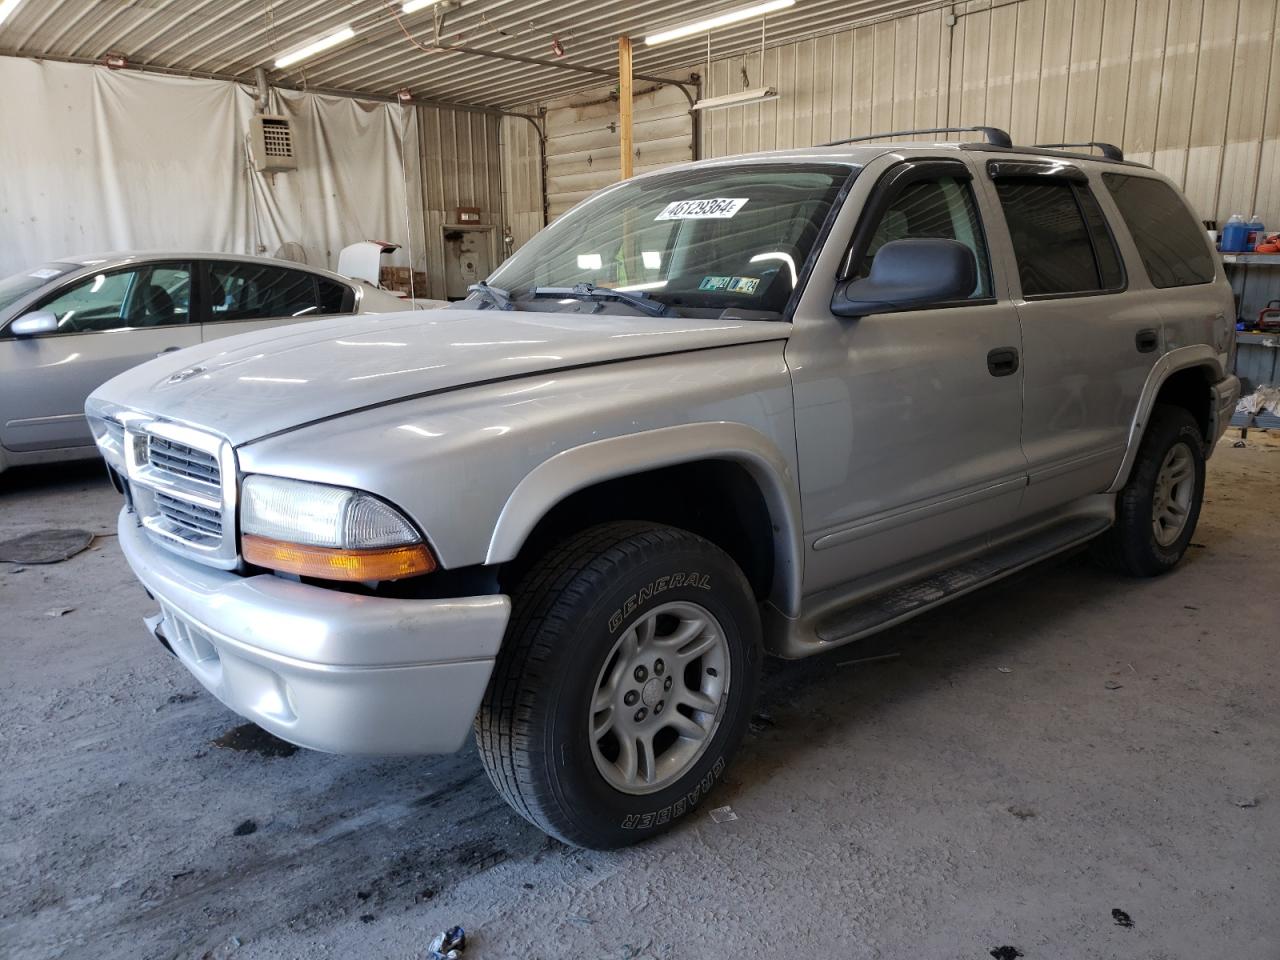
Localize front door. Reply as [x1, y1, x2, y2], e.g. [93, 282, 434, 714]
[788, 158, 1027, 596]
[0, 261, 198, 452]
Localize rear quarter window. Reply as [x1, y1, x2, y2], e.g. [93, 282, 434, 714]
[1101, 174, 1215, 288]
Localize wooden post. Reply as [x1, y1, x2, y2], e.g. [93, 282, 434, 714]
[618, 36, 634, 180]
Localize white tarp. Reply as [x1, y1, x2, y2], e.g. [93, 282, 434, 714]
[0, 56, 425, 280]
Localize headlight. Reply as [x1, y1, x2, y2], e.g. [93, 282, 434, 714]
[240, 475, 436, 581]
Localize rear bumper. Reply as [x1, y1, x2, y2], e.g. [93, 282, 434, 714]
[118, 509, 510, 755]
[1209, 374, 1242, 449]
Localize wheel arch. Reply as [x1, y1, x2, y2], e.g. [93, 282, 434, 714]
[1109, 346, 1223, 492]
[485, 423, 804, 618]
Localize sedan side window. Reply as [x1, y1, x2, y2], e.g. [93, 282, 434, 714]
[847, 176, 993, 299]
[208, 262, 323, 321]
[34, 263, 192, 333]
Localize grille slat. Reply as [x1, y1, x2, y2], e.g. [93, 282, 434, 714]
[154, 492, 223, 539]
[148, 436, 221, 488]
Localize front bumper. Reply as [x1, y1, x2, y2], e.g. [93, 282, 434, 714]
[1210, 374, 1242, 448]
[118, 509, 510, 755]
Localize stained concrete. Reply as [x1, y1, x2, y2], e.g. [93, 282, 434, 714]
[2, 434, 1277, 960]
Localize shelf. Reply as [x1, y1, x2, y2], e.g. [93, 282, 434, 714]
[1222, 253, 1280, 265]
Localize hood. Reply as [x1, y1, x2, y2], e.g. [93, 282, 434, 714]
[89, 308, 790, 445]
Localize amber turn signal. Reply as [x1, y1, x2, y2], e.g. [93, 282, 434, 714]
[243, 534, 437, 581]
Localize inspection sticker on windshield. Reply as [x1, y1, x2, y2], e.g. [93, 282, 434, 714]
[28, 268, 62, 280]
[699, 275, 760, 294]
[655, 198, 749, 220]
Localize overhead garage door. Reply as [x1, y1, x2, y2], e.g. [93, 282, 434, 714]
[543, 82, 693, 220]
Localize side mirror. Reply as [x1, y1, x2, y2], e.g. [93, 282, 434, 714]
[10, 310, 59, 337]
[831, 238, 977, 318]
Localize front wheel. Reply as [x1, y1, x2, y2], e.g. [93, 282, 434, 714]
[475, 522, 761, 848]
[1091, 404, 1206, 576]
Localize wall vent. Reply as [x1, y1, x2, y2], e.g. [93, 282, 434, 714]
[249, 115, 297, 173]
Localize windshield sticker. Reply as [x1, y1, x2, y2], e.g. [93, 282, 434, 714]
[699, 276, 761, 294]
[656, 198, 749, 220]
[28, 268, 62, 280]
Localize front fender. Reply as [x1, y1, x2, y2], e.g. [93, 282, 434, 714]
[485, 422, 804, 617]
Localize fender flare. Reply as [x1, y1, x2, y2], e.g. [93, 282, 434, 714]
[1107, 344, 1225, 492]
[484, 422, 804, 618]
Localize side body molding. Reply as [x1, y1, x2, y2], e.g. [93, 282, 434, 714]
[1107, 343, 1225, 493]
[485, 422, 805, 618]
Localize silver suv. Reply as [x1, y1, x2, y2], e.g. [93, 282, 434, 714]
[87, 129, 1239, 849]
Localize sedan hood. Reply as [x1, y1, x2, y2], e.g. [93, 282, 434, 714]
[89, 308, 789, 445]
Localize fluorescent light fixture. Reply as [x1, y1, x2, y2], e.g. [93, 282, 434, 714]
[274, 25, 356, 69]
[402, 0, 444, 11]
[641, 251, 663, 270]
[645, 0, 795, 45]
[0, 0, 25, 27]
[692, 87, 779, 111]
[576, 254, 603, 270]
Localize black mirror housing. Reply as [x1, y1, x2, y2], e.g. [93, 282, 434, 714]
[831, 238, 978, 318]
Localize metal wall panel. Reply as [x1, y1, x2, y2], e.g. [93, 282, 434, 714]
[416, 105, 506, 300]
[696, 0, 1280, 229]
[542, 83, 694, 219]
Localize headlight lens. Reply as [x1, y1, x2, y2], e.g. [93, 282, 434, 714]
[240, 476, 436, 581]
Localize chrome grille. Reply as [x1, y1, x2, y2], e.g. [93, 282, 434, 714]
[154, 491, 223, 542]
[148, 436, 220, 489]
[116, 419, 239, 569]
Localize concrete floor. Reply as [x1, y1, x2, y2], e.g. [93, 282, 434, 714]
[1, 435, 1277, 960]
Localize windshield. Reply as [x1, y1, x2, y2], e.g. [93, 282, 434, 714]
[0, 262, 79, 314]
[486, 162, 855, 317]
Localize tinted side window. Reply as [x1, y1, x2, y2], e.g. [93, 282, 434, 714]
[316, 277, 353, 314]
[1102, 174, 1215, 287]
[208, 262, 319, 321]
[994, 179, 1121, 297]
[849, 176, 992, 298]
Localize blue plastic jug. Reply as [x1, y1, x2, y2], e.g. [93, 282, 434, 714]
[1221, 214, 1249, 253]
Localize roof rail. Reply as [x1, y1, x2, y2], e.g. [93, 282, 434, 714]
[823, 125, 1013, 148]
[1032, 141, 1124, 161]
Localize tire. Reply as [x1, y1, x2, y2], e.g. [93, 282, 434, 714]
[475, 521, 762, 849]
[1091, 404, 1206, 577]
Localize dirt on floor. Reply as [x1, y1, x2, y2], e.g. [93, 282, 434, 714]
[1, 433, 1277, 960]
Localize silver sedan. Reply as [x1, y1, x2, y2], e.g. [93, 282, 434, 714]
[0, 252, 414, 473]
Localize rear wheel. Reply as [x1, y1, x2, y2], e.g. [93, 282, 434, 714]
[1091, 404, 1206, 576]
[475, 522, 761, 848]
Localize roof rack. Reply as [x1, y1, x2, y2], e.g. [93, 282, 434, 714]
[823, 125, 1013, 148]
[1032, 141, 1124, 161]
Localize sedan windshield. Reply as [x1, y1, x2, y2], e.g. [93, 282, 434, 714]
[0, 262, 78, 314]
[485, 163, 855, 317]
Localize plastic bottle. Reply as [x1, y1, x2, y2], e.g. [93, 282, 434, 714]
[1221, 214, 1249, 253]
[1246, 213, 1265, 250]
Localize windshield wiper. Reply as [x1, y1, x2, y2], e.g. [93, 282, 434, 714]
[467, 281, 516, 311]
[531, 283, 670, 317]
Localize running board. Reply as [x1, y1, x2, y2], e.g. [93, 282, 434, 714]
[814, 516, 1110, 645]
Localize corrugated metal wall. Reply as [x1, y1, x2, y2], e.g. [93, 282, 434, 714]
[700, 0, 1279, 228]
[542, 83, 694, 218]
[416, 105, 505, 300]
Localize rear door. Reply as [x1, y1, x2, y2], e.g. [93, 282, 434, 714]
[979, 160, 1157, 515]
[789, 157, 1028, 595]
[0, 261, 198, 451]
[200, 260, 354, 343]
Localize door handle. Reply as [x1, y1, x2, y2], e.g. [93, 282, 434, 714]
[986, 346, 1019, 377]
[1135, 328, 1159, 353]
[156, 346, 183, 357]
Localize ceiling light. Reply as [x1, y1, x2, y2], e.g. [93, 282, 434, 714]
[692, 87, 779, 110]
[0, 0, 26, 27]
[645, 0, 795, 46]
[274, 25, 356, 69]
[402, 0, 444, 12]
